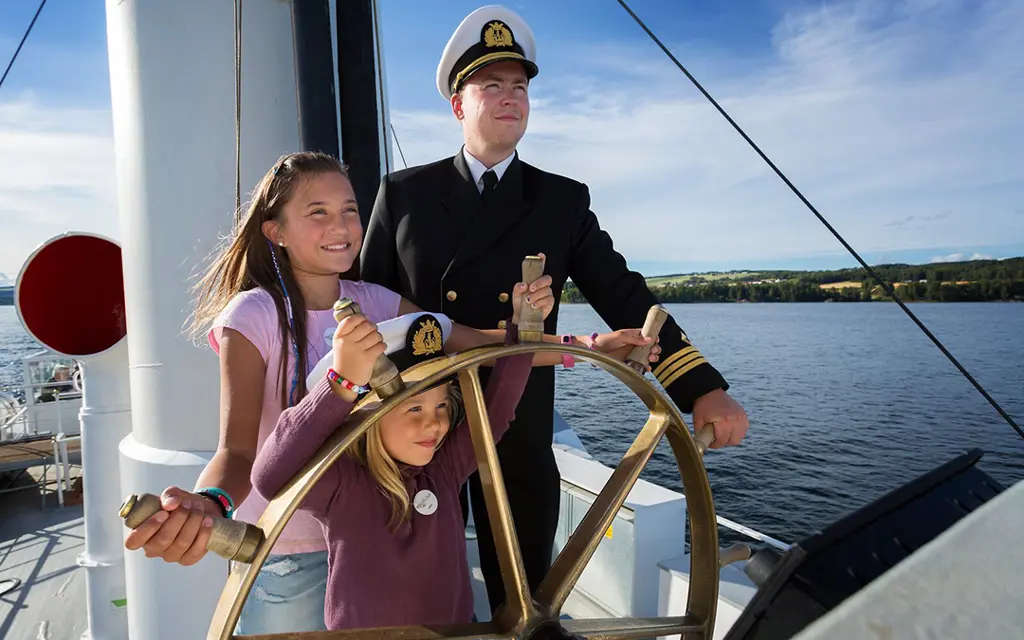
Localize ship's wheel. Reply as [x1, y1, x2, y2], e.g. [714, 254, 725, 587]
[207, 339, 722, 640]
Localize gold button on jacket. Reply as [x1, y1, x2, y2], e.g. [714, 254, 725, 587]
[497, 319, 507, 329]
[498, 292, 509, 303]
[446, 290, 457, 302]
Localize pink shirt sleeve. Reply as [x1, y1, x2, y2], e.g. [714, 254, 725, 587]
[207, 290, 278, 362]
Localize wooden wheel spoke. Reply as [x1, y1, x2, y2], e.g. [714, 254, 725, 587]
[559, 615, 703, 640]
[233, 620, 506, 640]
[457, 367, 533, 626]
[535, 412, 672, 614]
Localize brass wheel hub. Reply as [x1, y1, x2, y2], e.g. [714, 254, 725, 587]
[207, 341, 720, 640]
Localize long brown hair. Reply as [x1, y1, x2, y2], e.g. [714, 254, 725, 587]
[189, 151, 354, 409]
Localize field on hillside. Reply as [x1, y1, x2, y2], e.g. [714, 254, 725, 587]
[818, 281, 974, 290]
[646, 272, 762, 286]
[819, 281, 862, 289]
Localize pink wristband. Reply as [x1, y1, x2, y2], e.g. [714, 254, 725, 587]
[560, 335, 575, 369]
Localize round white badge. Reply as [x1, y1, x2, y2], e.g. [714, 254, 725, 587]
[413, 489, 438, 516]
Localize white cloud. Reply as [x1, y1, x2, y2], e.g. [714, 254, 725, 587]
[0, 92, 117, 276]
[389, 0, 1024, 267]
[930, 251, 994, 263]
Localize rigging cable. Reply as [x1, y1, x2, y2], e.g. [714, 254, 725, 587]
[233, 0, 243, 224]
[0, 0, 47, 92]
[615, 0, 1022, 440]
[390, 123, 409, 170]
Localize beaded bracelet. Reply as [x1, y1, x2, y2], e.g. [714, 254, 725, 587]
[327, 368, 371, 395]
[196, 487, 234, 519]
[583, 333, 600, 368]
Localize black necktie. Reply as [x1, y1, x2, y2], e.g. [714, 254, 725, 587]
[481, 169, 498, 202]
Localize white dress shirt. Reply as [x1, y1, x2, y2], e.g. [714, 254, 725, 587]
[462, 147, 515, 194]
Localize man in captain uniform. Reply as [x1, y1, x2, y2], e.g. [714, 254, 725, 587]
[360, 4, 750, 616]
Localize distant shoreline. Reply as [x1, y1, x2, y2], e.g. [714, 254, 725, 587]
[563, 257, 1024, 305]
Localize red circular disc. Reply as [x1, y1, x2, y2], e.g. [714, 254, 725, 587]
[16, 234, 126, 357]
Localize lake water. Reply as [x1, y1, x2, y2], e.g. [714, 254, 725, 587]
[2, 302, 1022, 545]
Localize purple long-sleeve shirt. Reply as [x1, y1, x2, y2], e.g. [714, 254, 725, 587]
[251, 325, 531, 630]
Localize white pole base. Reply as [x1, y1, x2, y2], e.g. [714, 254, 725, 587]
[76, 341, 133, 640]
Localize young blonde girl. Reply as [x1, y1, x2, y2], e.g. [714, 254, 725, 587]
[251, 304, 539, 629]
[122, 151, 659, 633]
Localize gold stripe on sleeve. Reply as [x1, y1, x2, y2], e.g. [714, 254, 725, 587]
[656, 351, 704, 385]
[653, 346, 697, 380]
[660, 355, 708, 390]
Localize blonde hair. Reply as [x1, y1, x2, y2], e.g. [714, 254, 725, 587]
[187, 152, 354, 409]
[346, 383, 464, 529]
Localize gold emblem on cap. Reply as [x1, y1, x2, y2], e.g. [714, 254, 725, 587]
[483, 21, 513, 48]
[412, 318, 443, 356]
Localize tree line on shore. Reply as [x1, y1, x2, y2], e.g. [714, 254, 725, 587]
[561, 257, 1024, 304]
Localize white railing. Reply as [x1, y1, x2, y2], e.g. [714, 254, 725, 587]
[0, 381, 82, 442]
[52, 432, 81, 507]
[716, 514, 790, 551]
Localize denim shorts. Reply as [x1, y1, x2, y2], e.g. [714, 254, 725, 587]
[233, 550, 329, 634]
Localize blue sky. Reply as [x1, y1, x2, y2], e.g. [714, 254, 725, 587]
[1, 0, 1022, 282]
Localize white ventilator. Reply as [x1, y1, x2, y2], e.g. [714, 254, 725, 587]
[306, 312, 455, 388]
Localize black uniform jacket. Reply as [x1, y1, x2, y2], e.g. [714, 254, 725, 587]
[360, 150, 729, 458]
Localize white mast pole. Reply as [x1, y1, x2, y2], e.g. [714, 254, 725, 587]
[104, 1, 302, 638]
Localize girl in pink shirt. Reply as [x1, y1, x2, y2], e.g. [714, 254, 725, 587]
[122, 151, 660, 633]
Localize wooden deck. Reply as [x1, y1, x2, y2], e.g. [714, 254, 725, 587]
[1, 435, 82, 509]
[0, 436, 79, 469]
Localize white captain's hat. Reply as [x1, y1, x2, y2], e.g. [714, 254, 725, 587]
[307, 312, 454, 389]
[436, 5, 539, 101]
